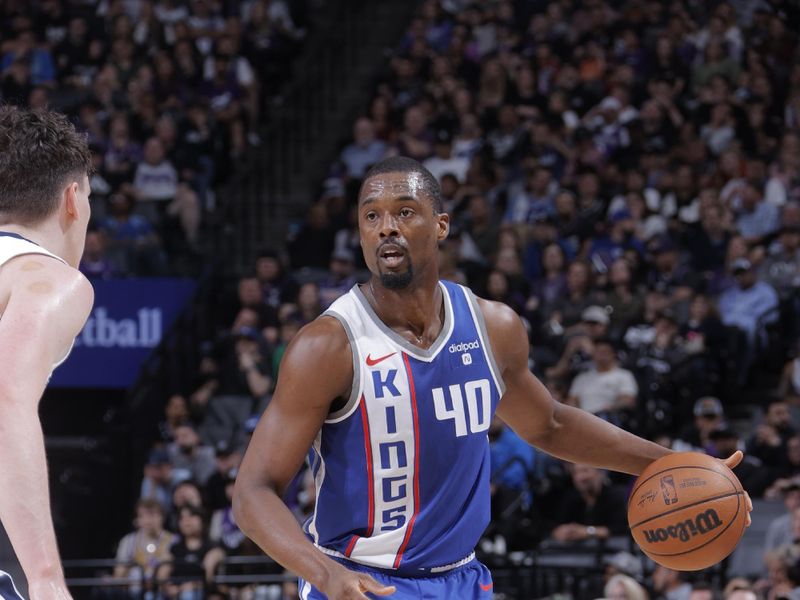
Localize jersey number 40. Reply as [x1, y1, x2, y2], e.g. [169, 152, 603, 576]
[431, 379, 492, 437]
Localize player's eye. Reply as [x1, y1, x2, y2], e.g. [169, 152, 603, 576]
[399, 208, 414, 218]
[364, 211, 377, 221]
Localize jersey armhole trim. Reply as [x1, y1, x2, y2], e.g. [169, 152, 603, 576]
[462, 287, 507, 396]
[324, 310, 363, 423]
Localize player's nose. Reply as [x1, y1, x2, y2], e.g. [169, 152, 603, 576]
[378, 213, 399, 238]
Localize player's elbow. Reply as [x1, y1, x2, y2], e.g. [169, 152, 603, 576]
[231, 478, 252, 531]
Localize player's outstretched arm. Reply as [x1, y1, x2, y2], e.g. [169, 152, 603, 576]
[481, 299, 671, 476]
[233, 317, 395, 600]
[0, 257, 93, 599]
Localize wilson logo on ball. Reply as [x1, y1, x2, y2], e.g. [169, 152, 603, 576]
[642, 508, 723, 544]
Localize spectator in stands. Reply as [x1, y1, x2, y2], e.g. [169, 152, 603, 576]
[114, 499, 175, 584]
[133, 137, 179, 218]
[765, 436, 800, 496]
[79, 229, 121, 279]
[709, 425, 770, 497]
[779, 345, 800, 402]
[547, 304, 610, 380]
[99, 189, 167, 276]
[567, 337, 638, 423]
[140, 447, 175, 514]
[675, 397, 725, 453]
[688, 582, 715, 600]
[423, 128, 469, 184]
[157, 505, 225, 598]
[735, 180, 781, 246]
[761, 225, 800, 296]
[209, 474, 245, 553]
[652, 566, 691, 600]
[339, 117, 387, 180]
[606, 258, 645, 340]
[201, 324, 272, 449]
[205, 441, 241, 512]
[255, 249, 298, 312]
[158, 395, 192, 443]
[747, 400, 796, 471]
[296, 281, 324, 324]
[319, 248, 358, 308]
[286, 202, 336, 269]
[604, 574, 649, 600]
[719, 258, 779, 365]
[168, 422, 216, 486]
[603, 552, 643, 583]
[549, 464, 628, 543]
[764, 479, 800, 556]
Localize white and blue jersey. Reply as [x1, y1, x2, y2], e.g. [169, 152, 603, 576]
[304, 280, 505, 577]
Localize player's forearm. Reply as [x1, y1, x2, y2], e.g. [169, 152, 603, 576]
[232, 483, 344, 590]
[529, 403, 671, 475]
[0, 396, 65, 583]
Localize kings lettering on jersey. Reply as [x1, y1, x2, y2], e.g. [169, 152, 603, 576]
[304, 281, 505, 575]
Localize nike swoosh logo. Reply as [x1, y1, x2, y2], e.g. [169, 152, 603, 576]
[480, 583, 493, 591]
[366, 352, 397, 366]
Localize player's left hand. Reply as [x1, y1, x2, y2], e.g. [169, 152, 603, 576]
[721, 450, 753, 527]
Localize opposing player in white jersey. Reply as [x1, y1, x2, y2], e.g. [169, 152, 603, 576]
[0, 106, 94, 599]
[234, 157, 750, 600]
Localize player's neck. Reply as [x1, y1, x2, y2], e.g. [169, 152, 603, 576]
[365, 274, 444, 348]
[0, 221, 73, 266]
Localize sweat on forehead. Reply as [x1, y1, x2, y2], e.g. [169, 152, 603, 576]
[359, 156, 443, 212]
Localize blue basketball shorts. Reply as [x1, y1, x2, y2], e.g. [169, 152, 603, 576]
[298, 558, 494, 599]
[0, 571, 24, 600]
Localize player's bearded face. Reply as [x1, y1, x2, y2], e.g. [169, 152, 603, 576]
[379, 255, 414, 289]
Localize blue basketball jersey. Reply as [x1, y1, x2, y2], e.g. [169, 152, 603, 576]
[304, 281, 505, 575]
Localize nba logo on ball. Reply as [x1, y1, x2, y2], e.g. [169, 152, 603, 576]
[660, 475, 679, 505]
[628, 452, 747, 571]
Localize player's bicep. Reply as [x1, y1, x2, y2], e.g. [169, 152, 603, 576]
[479, 299, 557, 444]
[238, 318, 352, 494]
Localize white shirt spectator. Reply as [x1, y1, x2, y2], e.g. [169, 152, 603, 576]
[134, 161, 178, 202]
[569, 366, 639, 415]
[423, 155, 470, 183]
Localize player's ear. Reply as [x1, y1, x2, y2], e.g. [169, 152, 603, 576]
[63, 181, 81, 221]
[436, 211, 449, 241]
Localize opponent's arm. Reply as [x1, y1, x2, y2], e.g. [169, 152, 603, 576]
[0, 258, 93, 599]
[482, 298, 671, 475]
[233, 317, 394, 600]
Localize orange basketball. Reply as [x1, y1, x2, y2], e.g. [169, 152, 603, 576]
[627, 452, 747, 571]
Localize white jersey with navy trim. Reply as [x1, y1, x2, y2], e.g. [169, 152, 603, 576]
[0, 232, 73, 369]
[304, 280, 505, 575]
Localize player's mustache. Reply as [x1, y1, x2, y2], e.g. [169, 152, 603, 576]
[376, 240, 407, 256]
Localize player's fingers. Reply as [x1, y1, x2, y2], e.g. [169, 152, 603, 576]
[359, 575, 396, 596]
[722, 450, 743, 469]
[745, 491, 753, 526]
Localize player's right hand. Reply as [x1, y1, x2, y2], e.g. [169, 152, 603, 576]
[321, 566, 396, 599]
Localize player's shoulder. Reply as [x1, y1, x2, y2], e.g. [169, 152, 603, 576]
[474, 295, 525, 336]
[473, 295, 529, 369]
[276, 314, 353, 397]
[2, 254, 93, 309]
[283, 314, 351, 367]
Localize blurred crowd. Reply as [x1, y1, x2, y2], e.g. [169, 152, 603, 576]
[0, 0, 306, 277]
[22, 0, 800, 598]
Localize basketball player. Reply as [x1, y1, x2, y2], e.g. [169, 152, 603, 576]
[234, 157, 750, 599]
[0, 106, 94, 599]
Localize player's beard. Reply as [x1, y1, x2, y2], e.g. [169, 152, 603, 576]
[380, 259, 414, 290]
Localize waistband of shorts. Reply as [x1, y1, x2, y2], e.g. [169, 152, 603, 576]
[319, 546, 477, 578]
